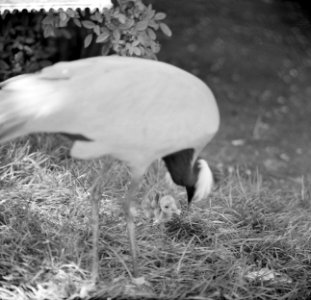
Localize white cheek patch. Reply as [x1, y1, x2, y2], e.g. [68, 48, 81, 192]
[193, 159, 214, 202]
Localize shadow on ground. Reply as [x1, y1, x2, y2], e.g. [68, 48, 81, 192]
[149, 0, 311, 184]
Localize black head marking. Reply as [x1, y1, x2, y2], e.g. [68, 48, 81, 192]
[162, 149, 195, 186]
[162, 150, 214, 205]
[162, 149, 199, 204]
[186, 186, 195, 204]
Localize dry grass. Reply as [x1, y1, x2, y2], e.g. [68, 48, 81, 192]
[1, 135, 311, 300]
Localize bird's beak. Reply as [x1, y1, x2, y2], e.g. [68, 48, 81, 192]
[171, 209, 181, 218]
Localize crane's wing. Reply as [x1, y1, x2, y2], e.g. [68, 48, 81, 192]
[0, 56, 219, 163]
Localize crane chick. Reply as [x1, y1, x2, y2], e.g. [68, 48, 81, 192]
[142, 194, 181, 224]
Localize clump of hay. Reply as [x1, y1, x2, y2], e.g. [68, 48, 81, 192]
[163, 213, 213, 243]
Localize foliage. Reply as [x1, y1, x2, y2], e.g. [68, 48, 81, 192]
[0, 12, 58, 81]
[0, 0, 171, 80]
[42, 0, 172, 58]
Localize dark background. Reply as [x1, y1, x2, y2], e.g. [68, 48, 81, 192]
[147, 0, 311, 183]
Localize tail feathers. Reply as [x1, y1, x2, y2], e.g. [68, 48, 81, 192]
[0, 118, 28, 143]
[0, 96, 30, 143]
[0, 76, 38, 143]
[0, 70, 65, 143]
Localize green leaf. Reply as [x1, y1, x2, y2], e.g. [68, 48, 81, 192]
[127, 44, 134, 55]
[73, 18, 81, 27]
[24, 45, 33, 55]
[136, 1, 145, 11]
[84, 33, 93, 48]
[145, 5, 155, 20]
[25, 37, 35, 44]
[61, 29, 72, 39]
[0, 60, 9, 70]
[125, 18, 135, 28]
[149, 20, 159, 30]
[133, 46, 141, 56]
[155, 12, 166, 20]
[101, 43, 110, 56]
[132, 40, 140, 47]
[93, 25, 101, 36]
[59, 11, 68, 22]
[43, 25, 55, 37]
[91, 11, 103, 23]
[151, 41, 160, 53]
[147, 28, 156, 40]
[66, 8, 76, 18]
[96, 30, 110, 43]
[112, 29, 121, 41]
[42, 14, 54, 25]
[59, 18, 68, 27]
[159, 23, 172, 37]
[82, 20, 96, 29]
[137, 32, 147, 45]
[14, 51, 23, 62]
[117, 13, 126, 24]
[136, 20, 149, 31]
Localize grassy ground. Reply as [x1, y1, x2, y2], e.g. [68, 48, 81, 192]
[1, 136, 311, 300]
[1, 1, 311, 299]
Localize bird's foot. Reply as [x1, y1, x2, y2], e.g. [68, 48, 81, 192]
[131, 276, 148, 286]
[78, 280, 97, 299]
[100, 276, 153, 297]
[126, 276, 153, 296]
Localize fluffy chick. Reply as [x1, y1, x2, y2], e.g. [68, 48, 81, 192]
[142, 194, 181, 224]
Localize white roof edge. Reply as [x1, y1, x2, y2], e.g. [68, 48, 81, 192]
[0, 0, 112, 12]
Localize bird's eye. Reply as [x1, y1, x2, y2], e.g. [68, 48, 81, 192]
[164, 205, 169, 209]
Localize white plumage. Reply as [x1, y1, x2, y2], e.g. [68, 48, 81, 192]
[0, 56, 220, 279]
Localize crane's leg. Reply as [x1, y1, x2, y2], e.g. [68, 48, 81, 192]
[122, 177, 140, 278]
[88, 178, 102, 283]
[91, 188, 100, 282]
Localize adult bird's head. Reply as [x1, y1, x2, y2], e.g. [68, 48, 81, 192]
[162, 149, 216, 207]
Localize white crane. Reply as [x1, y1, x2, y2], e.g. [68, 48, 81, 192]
[0, 56, 220, 280]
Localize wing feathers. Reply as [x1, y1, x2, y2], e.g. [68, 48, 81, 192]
[0, 74, 59, 142]
[0, 119, 28, 142]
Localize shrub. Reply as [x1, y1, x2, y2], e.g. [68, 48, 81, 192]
[0, 0, 171, 80]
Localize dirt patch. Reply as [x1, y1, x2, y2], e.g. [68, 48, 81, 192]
[150, 0, 311, 183]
